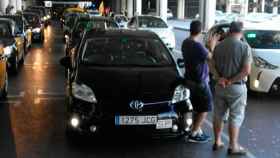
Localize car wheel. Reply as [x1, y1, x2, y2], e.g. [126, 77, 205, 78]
[0, 72, 8, 99]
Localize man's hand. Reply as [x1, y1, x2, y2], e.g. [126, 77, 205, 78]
[208, 33, 221, 52]
[218, 78, 228, 88]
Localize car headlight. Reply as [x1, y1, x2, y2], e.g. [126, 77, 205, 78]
[171, 85, 190, 104]
[253, 56, 278, 70]
[72, 82, 97, 103]
[32, 28, 41, 33]
[47, 15, 51, 19]
[3, 45, 13, 57]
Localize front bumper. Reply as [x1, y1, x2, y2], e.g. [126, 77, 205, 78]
[67, 100, 192, 136]
[249, 66, 280, 93]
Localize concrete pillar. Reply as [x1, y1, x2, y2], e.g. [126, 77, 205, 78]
[240, 0, 248, 16]
[16, 0, 22, 11]
[135, 0, 142, 15]
[226, 0, 232, 13]
[177, 0, 185, 19]
[159, 0, 168, 22]
[156, 0, 160, 16]
[273, 0, 279, 14]
[121, 0, 127, 14]
[9, 0, 17, 14]
[261, 0, 265, 12]
[199, 0, 216, 31]
[115, 0, 121, 13]
[0, 0, 9, 13]
[253, 0, 258, 13]
[127, 0, 133, 18]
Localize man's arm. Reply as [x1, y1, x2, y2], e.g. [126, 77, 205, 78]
[228, 63, 251, 84]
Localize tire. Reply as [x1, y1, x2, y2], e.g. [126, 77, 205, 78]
[0, 72, 8, 99]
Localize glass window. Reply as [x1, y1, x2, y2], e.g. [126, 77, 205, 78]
[0, 23, 11, 37]
[82, 37, 173, 66]
[138, 17, 168, 28]
[244, 30, 280, 49]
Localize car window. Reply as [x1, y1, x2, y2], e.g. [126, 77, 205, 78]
[0, 23, 11, 37]
[24, 14, 40, 25]
[115, 16, 127, 23]
[244, 30, 280, 49]
[138, 17, 168, 28]
[82, 37, 173, 66]
[128, 17, 136, 27]
[106, 20, 118, 28]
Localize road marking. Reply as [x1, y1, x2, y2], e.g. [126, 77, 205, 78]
[205, 119, 257, 158]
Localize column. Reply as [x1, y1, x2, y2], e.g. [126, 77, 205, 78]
[135, 0, 142, 15]
[177, 0, 185, 19]
[261, 0, 265, 12]
[240, 0, 248, 16]
[0, 0, 9, 13]
[121, 0, 127, 14]
[253, 0, 258, 13]
[226, 0, 232, 13]
[16, 0, 22, 11]
[159, 0, 168, 22]
[199, 0, 216, 31]
[273, 0, 279, 14]
[9, 0, 17, 14]
[115, 0, 121, 13]
[127, 0, 133, 18]
[156, 0, 160, 16]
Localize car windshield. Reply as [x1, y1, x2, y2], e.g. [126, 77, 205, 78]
[138, 17, 168, 28]
[82, 37, 173, 66]
[24, 14, 40, 25]
[0, 23, 11, 37]
[244, 30, 280, 49]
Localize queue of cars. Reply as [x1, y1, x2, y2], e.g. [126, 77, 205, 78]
[59, 8, 191, 138]
[0, 6, 50, 99]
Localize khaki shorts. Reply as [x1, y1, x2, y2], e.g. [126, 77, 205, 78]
[214, 84, 247, 127]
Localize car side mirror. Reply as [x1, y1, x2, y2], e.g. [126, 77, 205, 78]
[60, 56, 72, 69]
[177, 58, 185, 68]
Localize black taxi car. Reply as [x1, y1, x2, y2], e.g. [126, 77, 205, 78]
[0, 14, 32, 51]
[60, 30, 193, 137]
[0, 18, 25, 73]
[23, 12, 44, 43]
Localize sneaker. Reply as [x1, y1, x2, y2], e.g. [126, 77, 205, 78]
[188, 133, 211, 143]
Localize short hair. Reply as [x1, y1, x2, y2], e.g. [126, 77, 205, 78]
[229, 21, 243, 33]
[190, 20, 202, 35]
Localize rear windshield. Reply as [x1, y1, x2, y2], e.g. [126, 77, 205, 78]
[138, 17, 168, 28]
[24, 14, 40, 25]
[82, 37, 173, 66]
[244, 30, 280, 49]
[0, 23, 11, 37]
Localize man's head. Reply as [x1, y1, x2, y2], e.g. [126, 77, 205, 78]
[229, 21, 243, 39]
[190, 20, 202, 36]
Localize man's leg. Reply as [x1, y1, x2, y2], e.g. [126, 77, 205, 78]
[229, 124, 240, 149]
[192, 112, 207, 134]
[213, 118, 224, 146]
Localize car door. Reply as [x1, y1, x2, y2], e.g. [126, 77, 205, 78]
[0, 46, 7, 90]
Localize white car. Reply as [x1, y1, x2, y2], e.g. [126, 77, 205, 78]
[244, 27, 280, 93]
[207, 23, 280, 93]
[127, 15, 176, 50]
[114, 14, 128, 28]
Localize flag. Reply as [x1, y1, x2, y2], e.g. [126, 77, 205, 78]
[99, 1, 104, 16]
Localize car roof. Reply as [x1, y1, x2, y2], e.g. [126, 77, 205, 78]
[212, 22, 280, 31]
[84, 29, 158, 39]
[0, 18, 15, 24]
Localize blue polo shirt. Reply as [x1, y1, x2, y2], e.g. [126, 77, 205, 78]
[182, 38, 209, 83]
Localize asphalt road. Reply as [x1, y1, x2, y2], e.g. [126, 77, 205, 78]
[0, 21, 279, 158]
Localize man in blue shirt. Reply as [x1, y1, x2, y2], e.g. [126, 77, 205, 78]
[182, 20, 218, 143]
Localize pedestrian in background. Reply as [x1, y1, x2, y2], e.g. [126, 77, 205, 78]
[182, 20, 218, 143]
[212, 21, 252, 155]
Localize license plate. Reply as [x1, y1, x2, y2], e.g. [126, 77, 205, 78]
[156, 119, 173, 129]
[115, 116, 157, 125]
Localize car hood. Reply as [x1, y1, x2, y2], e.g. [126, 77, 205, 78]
[253, 49, 280, 66]
[76, 66, 181, 113]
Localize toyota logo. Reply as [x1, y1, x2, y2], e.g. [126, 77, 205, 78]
[129, 100, 144, 111]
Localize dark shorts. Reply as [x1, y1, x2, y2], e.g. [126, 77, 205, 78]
[188, 81, 213, 113]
